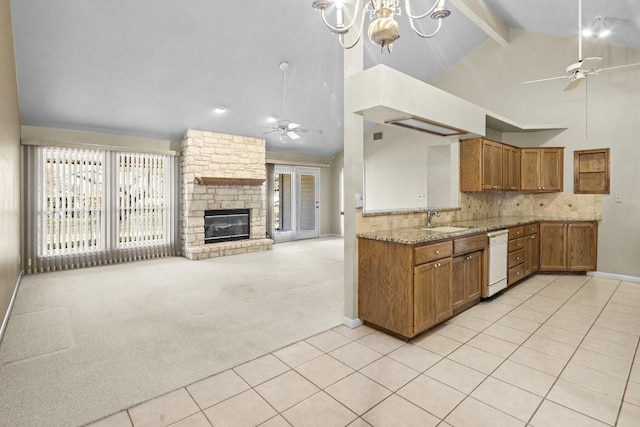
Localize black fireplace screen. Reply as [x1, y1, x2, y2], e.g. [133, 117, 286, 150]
[204, 209, 250, 243]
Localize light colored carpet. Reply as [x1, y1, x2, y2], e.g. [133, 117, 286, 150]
[0, 237, 344, 427]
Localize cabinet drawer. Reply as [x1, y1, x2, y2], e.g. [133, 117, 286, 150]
[508, 249, 524, 268]
[524, 223, 539, 236]
[508, 237, 524, 252]
[508, 263, 525, 284]
[454, 234, 487, 255]
[509, 226, 524, 240]
[414, 241, 452, 265]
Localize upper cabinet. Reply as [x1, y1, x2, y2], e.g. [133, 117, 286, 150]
[520, 148, 564, 192]
[461, 138, 518, 192]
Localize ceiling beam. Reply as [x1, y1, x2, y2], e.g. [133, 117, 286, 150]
[449, 0, 510, 47]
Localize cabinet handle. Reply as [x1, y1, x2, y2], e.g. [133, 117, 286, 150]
[542, 187, 546, 190]
[435, 250, 440, 254]
[516, 272, 521, 276]
[568, 224, 572, 227]
[531, 235, 536, 239]
[511, 186, 515, 189]
[517, 257, 521, 260]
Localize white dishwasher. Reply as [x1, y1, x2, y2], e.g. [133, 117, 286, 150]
[487, 230, 509, 297]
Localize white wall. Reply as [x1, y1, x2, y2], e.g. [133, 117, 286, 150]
[435, 29, 640, 277]
[363, 123, 459, 211]
[0, 0, 21, 332]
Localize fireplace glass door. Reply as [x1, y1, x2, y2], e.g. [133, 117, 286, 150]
[273, 166, 320, 243]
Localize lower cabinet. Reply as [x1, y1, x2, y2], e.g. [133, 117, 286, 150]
[539, 221, 598, 271]
[452, 251, 482, 314]
[414, 257, 453, 332]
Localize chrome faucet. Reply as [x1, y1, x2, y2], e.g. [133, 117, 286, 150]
[426, 209, 440, 228]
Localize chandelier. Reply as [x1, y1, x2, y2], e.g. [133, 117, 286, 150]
[311, 0, 451, 52]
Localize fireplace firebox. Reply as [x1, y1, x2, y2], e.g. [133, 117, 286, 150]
[204, 209, 250, 243]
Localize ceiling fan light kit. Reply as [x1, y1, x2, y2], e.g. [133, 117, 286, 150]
[312, 0, 451, 52]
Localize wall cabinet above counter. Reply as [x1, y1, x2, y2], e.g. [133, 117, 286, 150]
[460, 138, 563, 193]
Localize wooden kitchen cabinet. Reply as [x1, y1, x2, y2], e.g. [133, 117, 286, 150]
[520, 148, 564, 192]
[415, 257, 453, 331]
[502, 145, 521, 191]
[523, 223, 539, 276]
[452, 251, 483, 315]
[460, 138, 512, 191]
[539, 221, 598, 271]
[508, 223, 539, 285]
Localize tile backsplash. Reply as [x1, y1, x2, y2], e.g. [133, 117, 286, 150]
[357, 192, 602, 233]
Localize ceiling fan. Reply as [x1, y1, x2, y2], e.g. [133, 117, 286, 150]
[252, 61, 322, 143]
[523, 0, 640, 91]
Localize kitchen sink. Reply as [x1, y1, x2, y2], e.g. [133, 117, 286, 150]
[418, 226, 469, 232]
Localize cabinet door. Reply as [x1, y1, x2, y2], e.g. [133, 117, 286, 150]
[482, 141, 494, 190]
[434, 257, 453, 324]
[414, 262, 437, 332]
[511, 148, 521, 190]
[539, 222, 567, 270]
[465, 251, 482, 302]
[452, 256, 466, 313]
[502, 146, 520, 191]
[540, 148, 563, 192]
[520, 149, 541, 191]
[524, 233, 539, 276]
[567, 222, 597, 271]
[491, 143, 503, 190]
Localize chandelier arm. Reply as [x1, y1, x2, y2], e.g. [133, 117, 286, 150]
[408, 15, 443, 38]
[338, 15, 366, 49]
[320, 0, 363, 34]
[404, 0, 439, 20]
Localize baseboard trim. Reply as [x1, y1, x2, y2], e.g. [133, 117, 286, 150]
[320, 233, 343, 238]
[342, 317, 363, 329]
[0, 271, 23, 345]
[588, 271, 640, 283]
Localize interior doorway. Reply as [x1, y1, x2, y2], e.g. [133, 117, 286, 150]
[273, 165, 320, 243]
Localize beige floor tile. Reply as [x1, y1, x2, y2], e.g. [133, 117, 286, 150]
[534, 324, 584, 346]
[332, 324, 376, 340]
[631, 363, 640, 383]
[482, 323, 530, 345]
[305, 330, 352, 353]
[397, 375, 465, 419]
[446, 313, 493, 331]
[529, 400, 608, 427]
[357, 331, 405, 355]
[571, 348, 632, 378]
[545, 315, 592, 334]
[600, 308, 640, 326]
[521, 295, 563, 315]
[580, 335, 636, 361]
[587, 325, 639, 348]
[522, 334, 576, 361]
[425, 358, 486, 394]
[618, 402, 640, 427]
[477, 300, 515, 314]
[466, 333, 518, 358]
[254, 370, 319, 412]
[129, 388, 200, 427]
[560, 362, 627, 399]
[491, 360, 556, 397]
[282, 391, 357, 427]
[447, 344, 504, 374]
[86, 411, 132, 427]
[605, 301, 640, 317]
[595, 316, 640, 336]
[187, 369, 250, 410]
[547, 379, 621, 425]
[508, 347, 567, 376]
[462, 306, 506, 322]
[625, 380, 640, 406]
[295, 354, 354, 388]
[233, 354, 290, 387]
[508, 306, 551, 323]
[432, 323, 478, 343]
[497, 314, 541, 333]
[346, 418, 371, 427]
[471, 377, 542, 422]
[203, 389, 276, 427]
[362, 395, 440, 427]
[168, 412, 211, 427]
[325, 372, 392, 415]
[411, 332, 462, 356]
[273, 341, 325, 368]
[329, 341, 382, 370]
[360, 356, 420, 391]
[444, 397, 524, 427]
[493, 294, 526, 307]
[387, 344, 442, 372]
[258, 415, 291, 427]
[562, 301, 603, 315]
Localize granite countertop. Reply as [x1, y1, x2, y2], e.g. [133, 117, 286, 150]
[357, 216, 600, 245]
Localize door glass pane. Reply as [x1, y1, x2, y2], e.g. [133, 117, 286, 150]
[274, 172, 292, 231]
[299, 174, 316, 231]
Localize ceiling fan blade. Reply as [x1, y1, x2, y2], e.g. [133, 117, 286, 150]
[296, 128, 323, 134]
[523, 76, 567, 85]
[262, 129, 279, 135]
[579, 57, 603, 70]
[287, 122, 300, 130]
[564, 78, 583, 91]
[286, 131, 300, 140]
[249, 125, 275, 130]
[595, 62, 640, 75]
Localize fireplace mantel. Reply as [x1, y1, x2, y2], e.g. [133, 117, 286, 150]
[194, 177, 265, 186]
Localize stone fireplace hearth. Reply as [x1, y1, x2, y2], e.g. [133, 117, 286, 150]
[180, 130, 273, 260]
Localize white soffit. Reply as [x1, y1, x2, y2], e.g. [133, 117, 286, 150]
[485, 113, 568, 133]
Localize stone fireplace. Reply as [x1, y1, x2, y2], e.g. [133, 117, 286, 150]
[180, 129, 273, 260]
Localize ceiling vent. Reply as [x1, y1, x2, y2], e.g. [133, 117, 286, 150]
[373, 132, 383, 141]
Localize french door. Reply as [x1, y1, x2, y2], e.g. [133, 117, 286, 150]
[273, 166, 320, 243]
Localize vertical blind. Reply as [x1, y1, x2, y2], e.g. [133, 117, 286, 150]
[24, 145, 179, 273]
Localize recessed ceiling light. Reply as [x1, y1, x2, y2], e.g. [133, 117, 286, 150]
[598, 29, 611, 38]
[581, 29, 593, 37]
[267, 115, 278, 123]
[386, 116, 465, 137]
[214, 106, 227, 113]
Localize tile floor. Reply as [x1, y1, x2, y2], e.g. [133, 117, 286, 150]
[87, 274, 640, 427]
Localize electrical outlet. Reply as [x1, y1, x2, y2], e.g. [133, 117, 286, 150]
[616, 193, 622, 203]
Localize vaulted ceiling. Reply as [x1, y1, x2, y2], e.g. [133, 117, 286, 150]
[9, 0, 640, 156]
